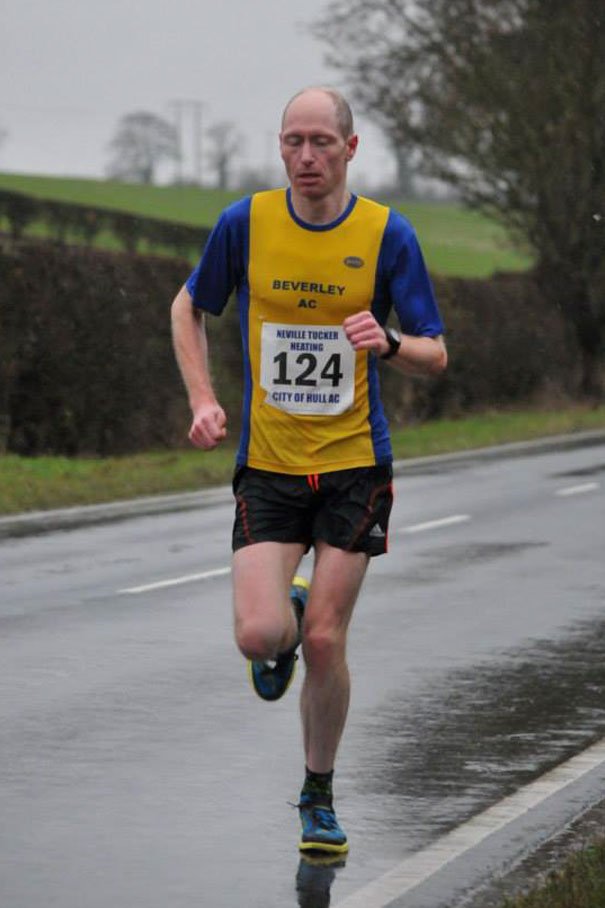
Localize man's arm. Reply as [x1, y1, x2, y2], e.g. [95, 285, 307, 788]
[343, 310, 447, 377]
[171, 285, 227, 449]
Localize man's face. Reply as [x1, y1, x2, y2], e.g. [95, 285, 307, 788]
[280, 92, 358, 201]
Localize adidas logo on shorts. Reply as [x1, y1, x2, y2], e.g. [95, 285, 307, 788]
[369, 524, 385, 538]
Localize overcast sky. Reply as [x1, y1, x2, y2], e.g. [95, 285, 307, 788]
[0, 0, 395, 188]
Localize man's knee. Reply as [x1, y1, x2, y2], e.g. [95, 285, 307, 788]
[235, 618, 283, 661]
[302, 625, 346, 676]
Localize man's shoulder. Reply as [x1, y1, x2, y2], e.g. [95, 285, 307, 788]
[354, 194, 417, 242]
[218, 194, 253, 227]
[355, 192, 389, 212]
[218, 189, 286, 226]
[251, 188, 286, 201]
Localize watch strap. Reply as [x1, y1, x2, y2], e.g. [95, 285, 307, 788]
[380, 327, 401, 360]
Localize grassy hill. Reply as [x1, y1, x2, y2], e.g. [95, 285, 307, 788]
[0, 172, 236, 226]
[0, 171, 532, 277]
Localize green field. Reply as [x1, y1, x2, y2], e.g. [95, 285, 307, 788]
[0, 171, 532, 277]
[0, 171, 237, 226]
[398, 200, 531, 277]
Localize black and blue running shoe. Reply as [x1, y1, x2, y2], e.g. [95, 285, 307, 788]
[298, 795, 349, 854]
[248, 575, 309, 702]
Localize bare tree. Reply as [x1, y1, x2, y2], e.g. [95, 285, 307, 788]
[313, 0, 605, 398]
[390, 142, 415, 200]
[206, 121, 241, 190]
[107, 111, 178, 185]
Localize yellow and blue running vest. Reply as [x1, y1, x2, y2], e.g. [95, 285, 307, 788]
[186, 188, 443, 475]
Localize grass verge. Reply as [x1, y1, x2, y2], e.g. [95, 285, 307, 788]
[1, 406, 604, 517]
[502, 837, 605, 907]
[389, 406, 605, 459]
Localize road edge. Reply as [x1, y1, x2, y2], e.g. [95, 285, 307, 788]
[2, 428, 604, 539]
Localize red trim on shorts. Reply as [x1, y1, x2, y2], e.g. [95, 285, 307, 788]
[346, 482, 392, 551]
[384, 481, 394, 553]
[236, 494, 254, 545]
[307, 474, 320, 492]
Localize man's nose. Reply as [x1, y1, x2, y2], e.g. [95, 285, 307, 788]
[301, 140, 315, 162]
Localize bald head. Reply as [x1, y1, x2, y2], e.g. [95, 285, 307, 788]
[282, 87, 354, 140]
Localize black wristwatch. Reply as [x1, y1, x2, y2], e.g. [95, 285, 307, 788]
[380, 327, 401, 360]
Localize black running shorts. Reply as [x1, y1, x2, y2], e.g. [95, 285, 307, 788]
[232, 464, 393, 557]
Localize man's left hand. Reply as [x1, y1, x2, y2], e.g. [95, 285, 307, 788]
[343, 310, 389, 357]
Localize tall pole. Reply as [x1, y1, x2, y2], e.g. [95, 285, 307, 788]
[169, 99, 204, 185]
[168, 100, 185, 184]
[191, 101, 203, 186]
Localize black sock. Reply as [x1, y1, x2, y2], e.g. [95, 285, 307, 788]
[301, 767, 334, 804]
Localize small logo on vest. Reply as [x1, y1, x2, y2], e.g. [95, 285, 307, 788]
[369, 524, 385, 538]
[343, 256, 364, 269]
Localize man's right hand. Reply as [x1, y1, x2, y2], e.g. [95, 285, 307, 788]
[188, 401, 227, 450]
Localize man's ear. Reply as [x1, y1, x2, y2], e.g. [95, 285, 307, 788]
[346, 134, 359, 161]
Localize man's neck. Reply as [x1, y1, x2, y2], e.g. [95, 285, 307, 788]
[289, 187, 351, 226]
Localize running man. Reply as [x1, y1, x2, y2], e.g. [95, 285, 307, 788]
[171, 86, 447, 853]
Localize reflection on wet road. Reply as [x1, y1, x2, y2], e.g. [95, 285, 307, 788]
[359, 614, 605, 848]
[0, 439, 604, 907]
[297, 854, 348, 908]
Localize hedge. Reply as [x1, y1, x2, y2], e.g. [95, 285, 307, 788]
[0, 188, 209, 258]
[0, 238, 579, 457]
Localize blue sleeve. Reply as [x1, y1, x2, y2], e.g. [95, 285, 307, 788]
[185, 196, 251, 315]
[374, 209, 444, 336]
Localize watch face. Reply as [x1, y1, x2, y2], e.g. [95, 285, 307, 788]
[382, 327, 400, 359]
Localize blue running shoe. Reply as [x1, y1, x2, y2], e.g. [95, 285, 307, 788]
[248, 576, 309, 702]
[298, 796, 349, 854]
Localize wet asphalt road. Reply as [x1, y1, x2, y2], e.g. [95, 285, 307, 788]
[1, 439, 604, 907]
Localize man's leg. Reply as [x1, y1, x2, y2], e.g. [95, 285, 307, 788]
[232, 540, 306, 662]
[296, 542, 368, 853]
[300, 541, 369, 772]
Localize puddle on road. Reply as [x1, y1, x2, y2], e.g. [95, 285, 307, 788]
[356, 614, 605, 849]
[551, 461, 605, 479]
[398, 461, 475, 477]
[404, 541, 548, 584]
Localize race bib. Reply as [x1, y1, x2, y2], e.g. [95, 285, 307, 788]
[260, 322, 356, 415]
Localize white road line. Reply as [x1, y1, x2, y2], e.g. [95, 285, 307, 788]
[334, 736, 605, 908]
[120, 514, 470, 593]
[399, 514, 471, 534]
[118, 566, 231, 595]
[556, 482, 599, 497]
